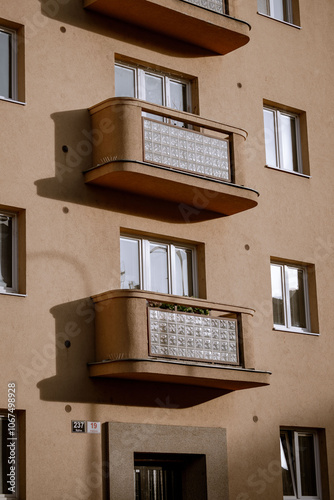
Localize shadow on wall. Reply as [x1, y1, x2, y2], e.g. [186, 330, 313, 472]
[36, 298, 230, 408]
[34, 0, 213, 58]
[34, 109, 222, 223]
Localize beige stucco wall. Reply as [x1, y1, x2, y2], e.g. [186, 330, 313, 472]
[0, 0, 333, 498]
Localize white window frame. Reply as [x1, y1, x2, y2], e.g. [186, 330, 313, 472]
[115, 61, 192, 113]
[258, 0, 293, 23]
[0, 211, 18, 294]
[280, 429, 322, 500]
[0, 26, 17, 101]
[271, 262, 311, 334]
[263, 106, 303, 173]
[120, 235, 198, 297]
[0, 413, 18, 499]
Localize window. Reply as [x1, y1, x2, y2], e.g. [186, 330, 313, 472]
[280, 429, 322, 499]
[263, 106, 302, 173]
[258, 0, 294, 23]
[120, 235, 197, 297]
[0, 412, 18, 498]
[270, 262, 310, 333]
[115, 62, 192, 117]
[0, 212, 18, 294]
[0, 26, 17, 101]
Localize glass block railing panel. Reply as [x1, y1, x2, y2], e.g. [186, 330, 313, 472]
[181, 0, 225, 15]
[143, 118, 230, 181]
[148, 308, 239, 365]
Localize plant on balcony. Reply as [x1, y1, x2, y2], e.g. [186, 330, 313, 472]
[147, 301, 210, 315]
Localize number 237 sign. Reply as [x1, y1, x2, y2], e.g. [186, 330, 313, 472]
[72, 421, 101, 434]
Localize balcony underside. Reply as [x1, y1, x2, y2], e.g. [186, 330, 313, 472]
[88, 359, 270, 391]
[84, 0, 250, 55]
[84, 161, 258, 216]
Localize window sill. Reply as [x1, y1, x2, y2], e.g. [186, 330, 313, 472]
[257, 12, 301, 29]
[0, 96, 26, 106]
[273, 327, 319, 336]
[0, 291, 26, 297]
[265, 165, 311, 179]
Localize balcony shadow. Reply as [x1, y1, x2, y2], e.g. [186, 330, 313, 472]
[37, 0, 214, 58]
[36, 298, 230, 408]
[34, 109, 222, 223]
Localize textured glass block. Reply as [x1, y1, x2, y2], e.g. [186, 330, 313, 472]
[168, 323, 176, 334]
[148, 307, 238, 365]
[143, 118, 230, 181]
[168, 347, 178, 356]
[187, 337, 194, 348]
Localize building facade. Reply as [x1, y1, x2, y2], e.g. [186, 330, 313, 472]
[0, 0, 333, 498]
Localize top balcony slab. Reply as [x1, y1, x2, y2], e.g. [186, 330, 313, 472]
[83, 0, 250, 55]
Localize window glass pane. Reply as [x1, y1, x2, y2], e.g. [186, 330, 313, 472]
[174, 248, 193, 297]
[263, 109, 277, 167]
[287, 267, 306, 328]
[270, 0, 284, 20]
[149, 243, 169, 294]
[115, 65, 136, 98]
[257, 0, 268, 14]
[120, 237, 140, 289]
[280, 113, 298, 172]
[280, 434, 296, 496]
[271, 264, 285, 325]
[144, 74, 164, 106]
[0, 30, 11, 99]
[299, 434, 318, 496]
[170, 81, 187, 112]
[0, 214, 12, 290]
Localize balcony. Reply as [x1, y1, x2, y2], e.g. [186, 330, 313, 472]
[83, 0, 250, 55]
[88, 290, 271, 391]
[83, 98, 259, 217]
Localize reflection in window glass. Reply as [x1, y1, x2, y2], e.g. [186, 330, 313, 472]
[280, 113, 298, 172]
[144, 74, 164, 106]
[170, 81, 187, 112]
[120, 237, 141, 289]
[149, 243, 169, 294]
[270, 264, 284, 325]
[0, 214, 13, 291]
[115, 65, 136, 98]
[287, 267, 306, 328]
[263, 108, 277, 168]
[174, 247, 193, 297]
[299, 434, 317, 497]
[280, 434, 295, 496]
[0, 30, 11, 99]
[271, 0, 284, 21]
